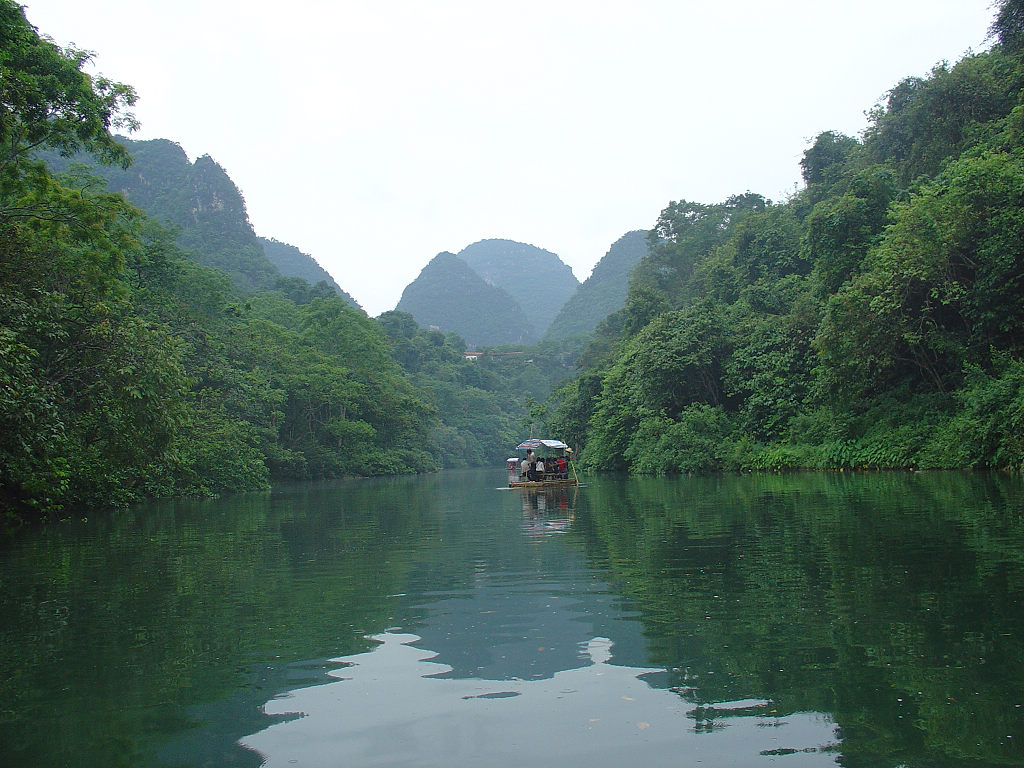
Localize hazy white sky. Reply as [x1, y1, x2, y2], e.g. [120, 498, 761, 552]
[24, 0, 995, 315]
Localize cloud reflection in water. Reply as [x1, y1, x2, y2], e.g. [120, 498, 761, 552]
[241, 633, 838, 767]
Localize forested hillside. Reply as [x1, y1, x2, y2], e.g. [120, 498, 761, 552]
[544, 230, 648, 341]
[0, 2, 436, 525]
[41, 137, 350, 301]
[41, 137, 285, 291]
[546, 4, 1024, 473]
[457, 239, 580, 337]
[395, 252, 535, 346]
[5, 0, 1022, 528]
[259, 236, 360, 308]
[376, 311, 580, 466]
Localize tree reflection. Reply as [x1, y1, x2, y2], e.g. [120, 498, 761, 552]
[572, 472, 1024, 766]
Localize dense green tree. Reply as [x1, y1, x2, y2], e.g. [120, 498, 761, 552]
[0, 196, 194, 517]
[816, 134, 1024, 408]
[0, 7, 196, 519]
[799, 130, 862, 191]
[992, 0, 1024, 54]
[729, 203, 807, 282]
[0, 0, 137, 209]
[623, 194, 767, 335]
[628, 302, 731, 413]
[542, 6, 1024, 474]
[804, 165, 896, 295]
[863, 50, 1024, 185]
[546, 371, 603, 457]
[544, 231, 648, 341]
[0, 1, 445, 522]
[725, 276, 818, 441]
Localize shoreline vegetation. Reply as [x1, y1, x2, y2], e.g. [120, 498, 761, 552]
[3, 1, 1024, 529]
[546, 4, 1024, 480]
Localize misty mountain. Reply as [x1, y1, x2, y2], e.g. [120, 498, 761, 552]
[544, 230, 649, 340]
[40, 137, 355, 300]
[259, 237, 360, 308]
[395, 252, 535, 347]
[457, 239, 579, 336]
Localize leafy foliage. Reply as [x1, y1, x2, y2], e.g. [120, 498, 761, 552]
[0, 4, 438, 524]
[0, 1, 137, 198]
[376, 310, 579, 467]
[259, 236, 359, 307]
[544, 230, 648, 341]
[546, 17, 1024, 474]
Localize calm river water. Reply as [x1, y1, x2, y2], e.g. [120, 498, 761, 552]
[2, 470, 1023, 767]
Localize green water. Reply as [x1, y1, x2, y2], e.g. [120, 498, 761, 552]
[1, 470, 1023, 767]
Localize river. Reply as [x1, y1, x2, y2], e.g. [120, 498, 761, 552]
[1, 469, 1022, 767]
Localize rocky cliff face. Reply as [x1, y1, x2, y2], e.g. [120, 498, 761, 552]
[40, 137, 355, 299]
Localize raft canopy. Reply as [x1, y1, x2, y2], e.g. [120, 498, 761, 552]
[515, 439, 569, 450]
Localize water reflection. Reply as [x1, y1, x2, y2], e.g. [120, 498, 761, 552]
[2, 470, 1024, 767]
[242, 633, 838, 768]
[520, 487, 574, 536]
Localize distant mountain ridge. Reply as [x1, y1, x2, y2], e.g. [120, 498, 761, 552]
[396, 240, 580, 346]
[259, 237, 360, 308]
[39, 137, 359, 303]
[544, 230, 648, 340]
[457, 239, 579, 335]
[52, 138, 641, 338]
[395, 234, 649, 347]
[395, 252, 535, 346]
